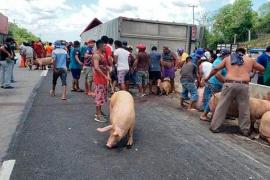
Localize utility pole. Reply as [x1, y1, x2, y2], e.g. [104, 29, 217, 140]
[189, 5, 197, 25]
[234, 34, 237, 44]
[248, 30, 251, 41]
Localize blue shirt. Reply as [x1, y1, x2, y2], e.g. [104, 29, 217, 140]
[52, 48, 67, 69]
[209, 57, 227, 86]
[257, 52, 270, 69]
[69, 47, 82, 69]
[80, 45, 87, 59]
[84, 47, 93, 67]
[149, 51, 161, 71]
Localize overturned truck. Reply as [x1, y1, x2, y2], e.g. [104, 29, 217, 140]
[80, 17, 205, 53]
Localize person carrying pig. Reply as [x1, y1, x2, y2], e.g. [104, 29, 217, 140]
[93, 39, 110, 123]
[205, 48, 264, 136]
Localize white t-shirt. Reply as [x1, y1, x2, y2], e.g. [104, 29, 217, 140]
[114, 48, 130, 71]
[200, 61, 212, 79]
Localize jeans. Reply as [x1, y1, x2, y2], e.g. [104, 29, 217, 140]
[203, 83, 222, 113]
[0, 60, 12, 87]
[11, 61, 15, 81]
[181, 80, 198, 101]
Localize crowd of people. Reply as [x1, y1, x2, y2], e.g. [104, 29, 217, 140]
[1, 34, 270, 136]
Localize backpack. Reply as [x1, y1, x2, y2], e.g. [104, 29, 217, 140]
[263, 55, 270, 86]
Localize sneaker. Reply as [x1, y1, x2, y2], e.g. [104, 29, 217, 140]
[3, 86, 14, 89]
[95, 112, 108, 118]
[94, 116, 108, 123]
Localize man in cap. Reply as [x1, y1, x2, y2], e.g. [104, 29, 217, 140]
[83, 39, 96, 96]
[177, 48, 189, 68]
[199, 49, 230, 121]
[205, 48, 264, 136]
[133, 44, 150, 97]
[50, 40, 68, 100]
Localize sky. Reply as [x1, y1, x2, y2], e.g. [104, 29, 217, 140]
[0, 0, 268, 42]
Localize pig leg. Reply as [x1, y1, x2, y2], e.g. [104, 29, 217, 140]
[127, 126, 134, 149]
[97, 125, 112, 132]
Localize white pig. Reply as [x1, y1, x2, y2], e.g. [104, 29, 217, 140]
[209, 92, 270, 133]
[259, 111, 270, 144]
[97, 91, 135, 149]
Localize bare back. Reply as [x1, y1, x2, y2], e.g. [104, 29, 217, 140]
[224, 55, 255, 82]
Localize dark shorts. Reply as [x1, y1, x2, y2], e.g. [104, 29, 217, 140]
[149, 71, 161, 80]
[110, 68, 118, 82]
[71, 68, 81, 79]
[53, 68, 67, 86]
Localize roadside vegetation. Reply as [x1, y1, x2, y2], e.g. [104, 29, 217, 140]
[205, 0, 270, 49]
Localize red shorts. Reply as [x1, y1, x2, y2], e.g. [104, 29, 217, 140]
[95, 84, 108, 106]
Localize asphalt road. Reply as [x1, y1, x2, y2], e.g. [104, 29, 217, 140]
[5, 71, 270, 180]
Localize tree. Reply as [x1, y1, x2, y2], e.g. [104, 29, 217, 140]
[206, 0, 254, 48]
[8, 23, 39, 45]
[257, 2, 270, 17]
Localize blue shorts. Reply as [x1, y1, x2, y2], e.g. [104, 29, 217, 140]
[180, 80, 198, 101]
[71, 68, 81, 79]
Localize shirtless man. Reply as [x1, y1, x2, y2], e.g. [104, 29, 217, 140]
[205, 48, 264, 136]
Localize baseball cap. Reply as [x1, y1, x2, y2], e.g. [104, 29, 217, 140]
[54, 40, 62, 48]
[136, 44, 146, 49]
[87, 39, 96, 43]
[177, 48, 184, 53]
[220, 48, 230, 56]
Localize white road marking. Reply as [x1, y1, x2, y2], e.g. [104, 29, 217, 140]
[40, 70, 48, 77]
[0, 160, 16, 180]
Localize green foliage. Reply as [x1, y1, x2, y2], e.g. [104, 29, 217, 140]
[205, 0, 265, 48]
[8, 23, 39, 45]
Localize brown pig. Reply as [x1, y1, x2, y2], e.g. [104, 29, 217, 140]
[97, 91, 135, 149]
[160, 78, 172, 95]
[259, 111, 270, 144]
[209, 92, 270, 131]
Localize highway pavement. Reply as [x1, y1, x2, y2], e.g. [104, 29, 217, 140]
[4, 70, 270, 180]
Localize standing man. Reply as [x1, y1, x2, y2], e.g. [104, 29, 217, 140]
[180, 56, 198, 110]
[83, 39, 95, 96]
[149, 46, 162, 95]
[205, 48, 264, 136]
[114, 40, 130, 90]
[50, 41, 68, 100]
[93, 39, 110, 122]
[101, 36, 113, 66]
[133, 44, 150, 97]
[200, 49, 230, 121]
[256, 46, 270, 85]
[69, 41, 84, 92]
[161, 47, 178, 92]
[0, 38, 13, 89]
[177, 48, 189, 68]
[24, 43, 34, 71]
[45, 42, 53, 57]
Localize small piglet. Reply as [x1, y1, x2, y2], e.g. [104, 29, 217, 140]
[97, 91, 135, 149]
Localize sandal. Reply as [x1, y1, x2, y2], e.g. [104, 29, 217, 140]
[71, 89, 77, 92]
[200, 116, 210, 122]
[61, 97, 67, 100]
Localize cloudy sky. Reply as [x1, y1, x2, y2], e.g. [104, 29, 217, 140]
[0, 0, 268, 42]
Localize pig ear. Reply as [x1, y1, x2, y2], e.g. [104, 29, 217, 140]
[97, 125, 112, 133]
